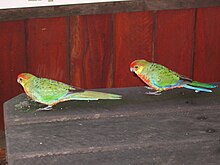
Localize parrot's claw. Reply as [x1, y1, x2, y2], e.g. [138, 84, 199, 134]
[145, 91, 162, 95]
[36, 105, 53, 111]
[195, 90, 200, 93]
[144, 86, 153, 90]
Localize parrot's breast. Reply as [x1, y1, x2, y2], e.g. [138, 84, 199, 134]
[137, 74, 160, 90]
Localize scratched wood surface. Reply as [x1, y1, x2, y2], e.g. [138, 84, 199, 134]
[4, 86, 220, 164]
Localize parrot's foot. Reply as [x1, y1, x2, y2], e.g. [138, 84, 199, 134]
[36, 105, 53, 111]
[145, 91, 162, 95]
[195, 90, 200, 93]
[144, 86, 153, 90]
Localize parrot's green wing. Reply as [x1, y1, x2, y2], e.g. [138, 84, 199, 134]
[25, 76, 121, 106]
[146, 63, 186, 88]
[27, 78, 82, 105]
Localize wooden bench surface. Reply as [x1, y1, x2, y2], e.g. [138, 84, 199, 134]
[4, 85, 220, 164]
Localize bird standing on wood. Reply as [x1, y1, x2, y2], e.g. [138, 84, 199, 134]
[17, 73, 121, 110]
[130, 59, 217, 95]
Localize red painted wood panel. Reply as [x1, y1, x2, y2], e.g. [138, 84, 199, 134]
[154, 9, 195, 78]
[70, 14, 113, 89]
[26, 17, 69, 83]
[114, 11, 154, 87]
[0, 21, 26, 130]
[194, 7, 220, 82]
[0, 7, 219, 131]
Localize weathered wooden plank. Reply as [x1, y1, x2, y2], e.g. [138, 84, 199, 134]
[3, 87, 220, 126]
[70, 14, 113, 89]
[26, 17, 69, 83]
[154, 9, 195, 78]
[4, 85, 220, 164]
[0, 0, 220, 21]
[0, 21, 26, 130]
[6, 109, 220, 155]
[193, 7, 220, 82]
[114, 11, 154, 87]
[8, 140, 220, 165]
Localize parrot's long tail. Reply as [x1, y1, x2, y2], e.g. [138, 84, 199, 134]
[189, 81, 217, 89]
[66, 91, 122, 100]
[183, 81, 217, 93]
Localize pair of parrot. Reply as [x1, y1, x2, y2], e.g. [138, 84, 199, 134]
[17, 59, 217, 111]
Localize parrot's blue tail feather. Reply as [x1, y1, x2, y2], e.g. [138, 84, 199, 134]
[183, 84, 212, 93]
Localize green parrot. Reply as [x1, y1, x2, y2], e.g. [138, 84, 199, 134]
[17, 73, 121, 110]
[130, 59, 217, 95]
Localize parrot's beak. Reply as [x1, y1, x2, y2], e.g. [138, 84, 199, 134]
[17, 78, 21, 84]
[130, 67, 134, 72]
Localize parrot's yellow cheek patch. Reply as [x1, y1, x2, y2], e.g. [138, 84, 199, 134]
[135, 66, 144, 74]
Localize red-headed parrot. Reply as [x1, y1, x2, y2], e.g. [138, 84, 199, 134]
[17, 73, 121, 110]
[130, 59, 217, 95]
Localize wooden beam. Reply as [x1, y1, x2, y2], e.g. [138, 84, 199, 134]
[4, 85, 220, 164]
[0, 0, 220, 21]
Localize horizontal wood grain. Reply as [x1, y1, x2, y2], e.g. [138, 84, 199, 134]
[0, 0, 220, 21]
[4, 86, 220, 164]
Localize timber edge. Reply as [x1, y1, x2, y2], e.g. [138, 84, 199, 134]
[0, 0, 220, 21]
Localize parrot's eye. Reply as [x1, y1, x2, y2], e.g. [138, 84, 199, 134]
[134, 65, 139, 69]
[17, 77, 22, 83]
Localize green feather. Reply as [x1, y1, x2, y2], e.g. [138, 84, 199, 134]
[133, 60, 217, 92]
[142, 63, 181, 89]
[189, 81, 217, 89]
[24, 75, 121, 106]
[64, 91, 122, 101]
[26, 78, 74, 105]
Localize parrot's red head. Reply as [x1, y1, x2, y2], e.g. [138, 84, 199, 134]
[17, 73, 36, 87]
[130, 60, 149, 74]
